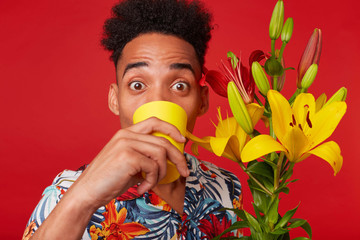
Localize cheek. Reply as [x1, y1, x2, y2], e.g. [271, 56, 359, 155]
[118, 99, 142, 129]
[183, 103, 202, 131]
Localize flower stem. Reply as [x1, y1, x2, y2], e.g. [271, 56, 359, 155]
[278, 42, 287, 62]
[273, 77, 278, 91]
[254, 93, 264, 106]
[269, 116, 276, 140]
[274, 152, 285, 190]
[288, 88, 301, 105]
[271, 39, 276, 56]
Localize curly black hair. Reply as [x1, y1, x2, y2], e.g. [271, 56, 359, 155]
[101, 0, 212, 68]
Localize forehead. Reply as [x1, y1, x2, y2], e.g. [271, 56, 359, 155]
[116, 33, 201, 77]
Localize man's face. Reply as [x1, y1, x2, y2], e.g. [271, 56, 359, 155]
[108, 33, 209, 132]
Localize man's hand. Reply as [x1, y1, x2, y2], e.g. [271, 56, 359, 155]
[73, 117, 189, 209]
[30, 117, 188, 240]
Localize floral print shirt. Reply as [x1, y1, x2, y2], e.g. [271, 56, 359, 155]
[23, 153, 243, 240]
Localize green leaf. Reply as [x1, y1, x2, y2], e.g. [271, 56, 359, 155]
[274, 186, 289, 195]
[248, 185, 269, 195]
[265, 197, 279, 224]
[247, 177, 273, 197]
[270, 227, 289, 235]
[246, 161, 274, 180]
[277, 179, 298, 192]
[252, 203, 265, 226]
[299, 221, 312, 238]
[244, 210, 262, 233]
[288, 218, 307, 229]
[248, 173, 274, 192]
[280, 168, 293, 181]
[252, 188, 271, 213]
[263, 159, 278, 169]
[262, 178, 275, 192]
[221, 208, 247, 220]
[279, 232, 290, 240]
[275, 203, 300, 229]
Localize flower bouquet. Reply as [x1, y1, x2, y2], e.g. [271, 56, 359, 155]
[187, 0, 347, 239]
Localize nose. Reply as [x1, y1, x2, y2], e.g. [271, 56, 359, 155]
[145, 84, 170, 103]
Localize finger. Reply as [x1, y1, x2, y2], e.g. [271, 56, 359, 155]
[124, 133, 189, 177]
[122, 149, 160, 196]
[119, 130, 189, 177]
[129, 139, 168, 181]
[129, 117, 186, 143]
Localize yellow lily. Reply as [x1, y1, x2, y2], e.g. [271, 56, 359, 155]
[241, 90, 346, 175]
[187, 104, 264, 162]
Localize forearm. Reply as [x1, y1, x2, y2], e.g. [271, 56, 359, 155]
[30, 186, 96, 240]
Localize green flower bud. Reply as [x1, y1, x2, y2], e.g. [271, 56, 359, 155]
[264, 56, 284, 77]
[281, 18, 294, 43]
[227, 51, 239, 70]
[324, 87, 347, 108]
[252, 61, 270, 96]
[269, 0, 284, 40]
[301, 64, 318, 90]
[227, 82, 253, 135]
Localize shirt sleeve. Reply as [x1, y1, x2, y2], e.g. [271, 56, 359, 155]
[22, 169, 82, 239]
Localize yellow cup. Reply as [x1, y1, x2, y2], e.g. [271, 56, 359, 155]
[133, 101, 187, 184]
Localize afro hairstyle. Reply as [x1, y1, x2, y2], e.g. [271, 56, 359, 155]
[101, 0, 212, 68]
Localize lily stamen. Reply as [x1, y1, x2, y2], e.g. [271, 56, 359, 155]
[292, 114, 296, 126]
[306, 111, 312, 128]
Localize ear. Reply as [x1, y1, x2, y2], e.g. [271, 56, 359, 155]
[198, 85, 209, 116]
[108, 83, 120, 115]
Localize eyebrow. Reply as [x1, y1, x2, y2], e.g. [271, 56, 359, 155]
[122, 62, 195, 78]
[170, 63, 195, 75]
[123, 62, 148, 77]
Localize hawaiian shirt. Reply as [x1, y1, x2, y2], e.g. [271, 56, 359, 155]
[23, 153, 243, 240]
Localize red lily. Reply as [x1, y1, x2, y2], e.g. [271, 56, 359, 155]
[202, 50, 266, 104]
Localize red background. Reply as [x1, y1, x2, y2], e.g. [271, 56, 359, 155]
[1, 0, 359, 239]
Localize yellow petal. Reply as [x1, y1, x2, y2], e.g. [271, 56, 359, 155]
[306, 141, 343, 175]
[261, 115, 270, 128]
[235, 122, 249, 152]
[186, 131, 209, 144]
[241, 135, 287, 162]
[210, 135, 240, 162]
[210, 136, 232, 157]
[228, 134, 242, 160]
[310, 101, 347, 148]
[186, 131, 211, 155]
[267, 90, 293, 145]
[246, 103, 265, 127]
[215, 116, 237, 138]
[315, 93, 327, 112]
[292, 93, 316, 133]
[282, 127, 309, 162]
[191, 142, 200, 156]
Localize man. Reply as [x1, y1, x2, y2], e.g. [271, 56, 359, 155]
[23, 0, 242, 239]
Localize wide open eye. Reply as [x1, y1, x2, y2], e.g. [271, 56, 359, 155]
[171, 82, 189, 92]
[129, 81, 146, 91]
